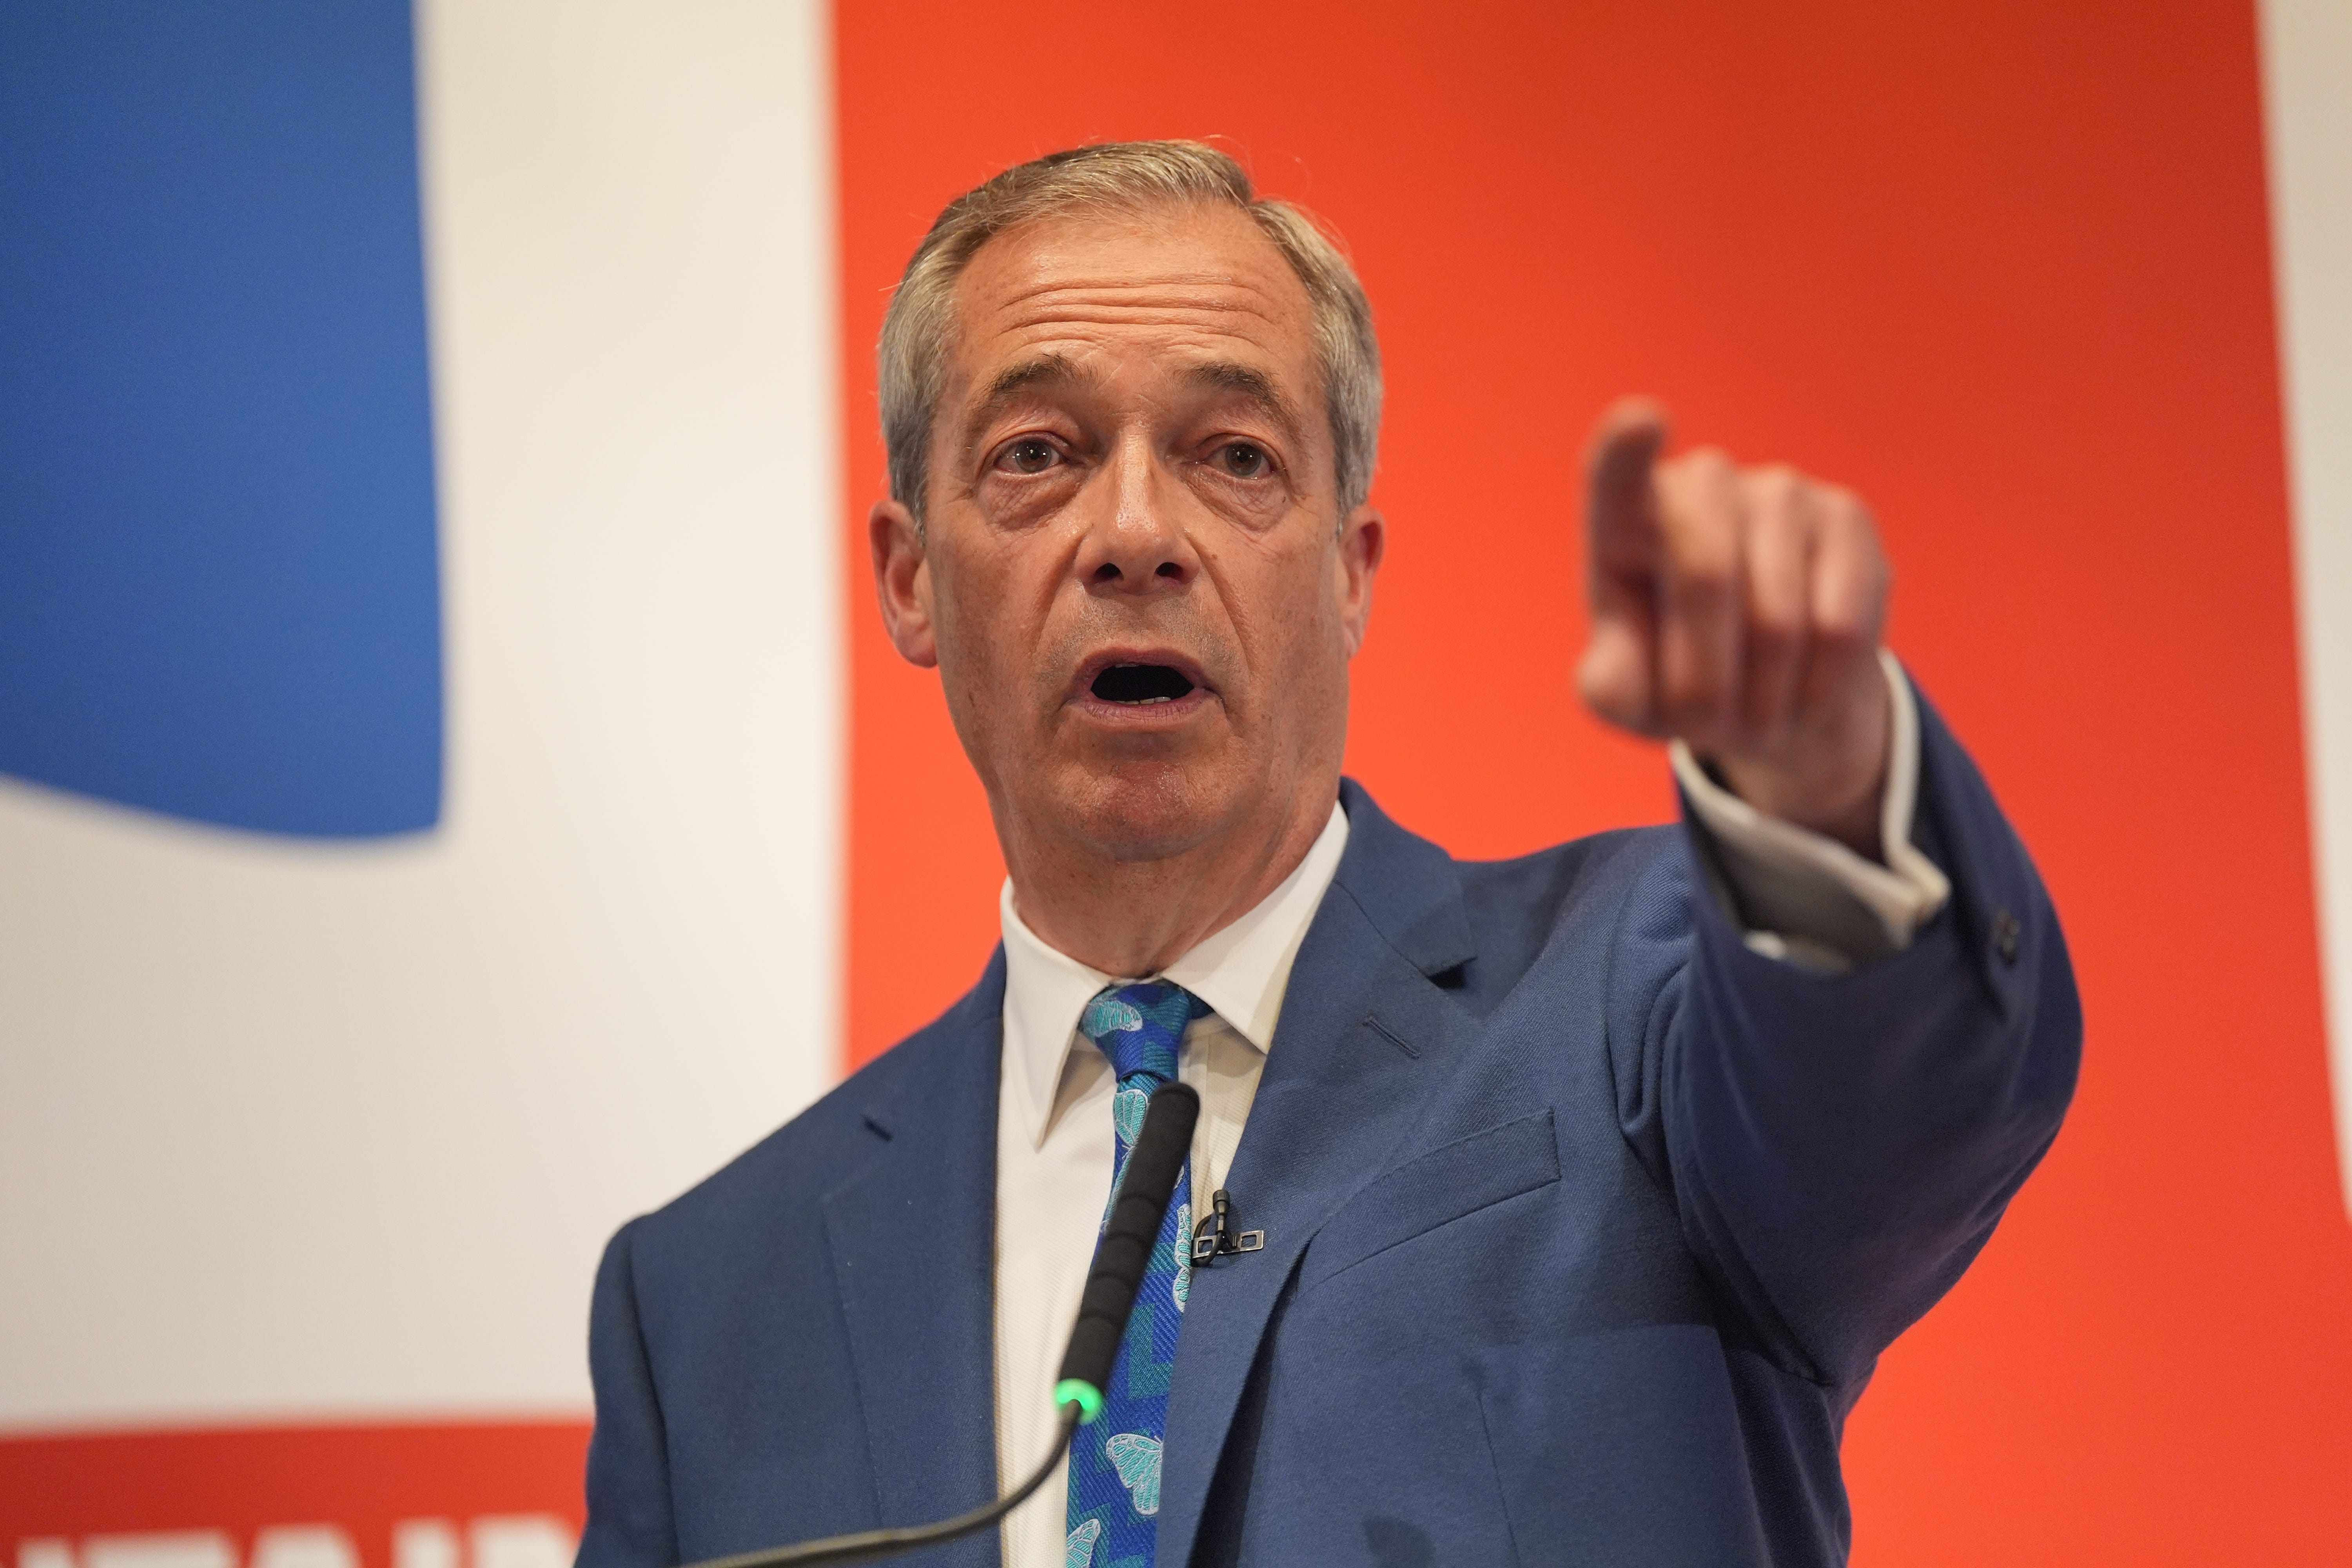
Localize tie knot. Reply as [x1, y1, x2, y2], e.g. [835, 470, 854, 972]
[1079, 981, 1204, 1085]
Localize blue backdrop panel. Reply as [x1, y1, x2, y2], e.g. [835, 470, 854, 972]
[0, 1, 441, 837]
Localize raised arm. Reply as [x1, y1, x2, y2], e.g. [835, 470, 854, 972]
[1580, 399, 2082, 1381]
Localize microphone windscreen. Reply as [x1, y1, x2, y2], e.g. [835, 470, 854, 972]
[1057, 1081, 1200, 1402]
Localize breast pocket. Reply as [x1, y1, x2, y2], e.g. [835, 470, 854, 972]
[1301, 1109, 1561, 1292]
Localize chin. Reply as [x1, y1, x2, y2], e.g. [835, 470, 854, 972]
[1057, 759, 1237, 862]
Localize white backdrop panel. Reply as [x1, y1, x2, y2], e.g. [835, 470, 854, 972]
[2263, 0, 2352, 1218]
[0, 0, 841, 1427]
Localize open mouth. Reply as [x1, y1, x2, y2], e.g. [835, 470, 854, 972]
[1089, 662, 1198, 705]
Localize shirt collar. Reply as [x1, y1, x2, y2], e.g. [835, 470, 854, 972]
[998, 799, 1352, 1150]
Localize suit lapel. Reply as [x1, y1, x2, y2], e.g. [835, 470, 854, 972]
[1156, 784, 1477, 1567]
[820, 952, 1007, 1567]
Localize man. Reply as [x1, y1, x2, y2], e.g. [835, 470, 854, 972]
[579, 142, 2078, 1568]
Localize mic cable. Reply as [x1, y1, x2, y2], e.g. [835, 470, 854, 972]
[682, 1079, 1203, 1568]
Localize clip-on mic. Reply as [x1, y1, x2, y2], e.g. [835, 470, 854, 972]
[683, 1080, 1203, 1568]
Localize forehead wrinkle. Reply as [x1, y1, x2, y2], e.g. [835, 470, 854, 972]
[991, 268, 1289, 303]
[995, 298, 1289, 335]
[951, 250, 1318, 465]
[1000, 312, 1284, 341]
[986, 290, 1298, 365]
[984, 276, 1297, 334]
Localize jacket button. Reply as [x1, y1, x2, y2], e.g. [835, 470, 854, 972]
[1991, 908, 2021, 966]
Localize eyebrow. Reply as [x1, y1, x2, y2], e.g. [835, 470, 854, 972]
[963, 353, 1085, 449]
[1184, 361, 1305, 447]
[960, 354, 1307, 451]
[978, 352, 1083, 414]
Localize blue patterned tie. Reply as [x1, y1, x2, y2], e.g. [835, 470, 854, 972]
[1064, 981, 1207, 1568]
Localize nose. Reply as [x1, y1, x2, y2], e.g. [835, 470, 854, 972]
[1072, 434, 1199, 594]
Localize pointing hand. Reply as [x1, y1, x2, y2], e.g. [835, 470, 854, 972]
[1579, 398, 1893, 858]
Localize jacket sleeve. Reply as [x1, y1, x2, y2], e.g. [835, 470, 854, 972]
[1608, 690, 2083, 1388]
[578, 1216, 681, 1568]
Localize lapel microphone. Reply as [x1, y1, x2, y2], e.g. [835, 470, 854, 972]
[684, 1080, 1203, 1568]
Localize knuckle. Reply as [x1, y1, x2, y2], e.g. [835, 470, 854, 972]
[1745, 613, 1802, 664]
[1826, 489, 1882, 546]
[1581, 677, 1656, 736]
[1653, 460, 1699, 513]
[1670, 563, 1733, 609]
[1588, 691, 1647, 731]
[1747, 463, 1803, 512]
[1663, 450, 1736, 512]
[1662, 663, 1730, 722]
[1811, 610, 1875, 658]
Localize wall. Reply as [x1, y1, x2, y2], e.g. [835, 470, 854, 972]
[1, 0, 840, 1558]
[837, 1, 2352, 1562]
[5, 2, 2351, 1564]
[2268, 0, 2352, 1221]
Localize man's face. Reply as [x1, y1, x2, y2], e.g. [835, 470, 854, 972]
[871, 203, 1381, 867]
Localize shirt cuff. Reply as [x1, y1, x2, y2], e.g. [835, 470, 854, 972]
[1669, 650, 1951, 973]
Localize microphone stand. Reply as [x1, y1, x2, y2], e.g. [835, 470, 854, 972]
[688, 1404, 1082, 1568]
[678, 1081, 1204, 1568]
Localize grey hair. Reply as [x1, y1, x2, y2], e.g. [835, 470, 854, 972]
[877, 140, 1382, 524]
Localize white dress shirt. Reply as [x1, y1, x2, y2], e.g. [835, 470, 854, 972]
[994, 653, 1943, 1568]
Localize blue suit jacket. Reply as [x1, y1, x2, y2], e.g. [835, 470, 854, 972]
[580, 700, 2080, 1567]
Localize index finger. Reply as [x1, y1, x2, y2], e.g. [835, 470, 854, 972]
[1584, 397, 1672, 583]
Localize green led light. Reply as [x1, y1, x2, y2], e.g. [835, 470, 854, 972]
[1054, 1378, 1105, 1425]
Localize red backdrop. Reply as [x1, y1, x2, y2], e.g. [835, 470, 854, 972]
[837, 0, 2352, 1560]
[0, 1428, 588, 1568]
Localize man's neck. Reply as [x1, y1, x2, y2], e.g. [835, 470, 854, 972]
[1003, 787, 1338, 977]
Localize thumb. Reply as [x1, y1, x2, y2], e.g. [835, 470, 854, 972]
[1578, 588, 1659, 735]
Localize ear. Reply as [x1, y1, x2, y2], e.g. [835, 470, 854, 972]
[870, 498, 938, 668]
[1335, 504, 1385, 657]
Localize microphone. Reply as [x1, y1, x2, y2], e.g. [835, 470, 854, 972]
[1057, 1077, 1198, 1420]
[685, 1080, 1203, 1568]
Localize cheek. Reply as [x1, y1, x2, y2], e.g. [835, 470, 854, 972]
[1181, 469, 1291, 534]
[1231, 542, 1349, 698]
[975, 468, 1084, 531]
[932, 541, 1060, 712]
[928, 556, 1018, 693]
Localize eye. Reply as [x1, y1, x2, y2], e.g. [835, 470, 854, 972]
[996, 438, 1061, 475]
[1213, 441, 1272, 479]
